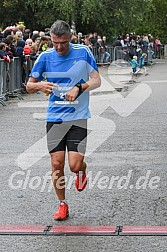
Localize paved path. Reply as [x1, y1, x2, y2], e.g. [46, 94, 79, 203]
[0, 61, 167, 251]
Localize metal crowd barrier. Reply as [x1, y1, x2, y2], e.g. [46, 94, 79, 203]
[0, 57, 35, 106]
[25, 57, 35, 83]
[7, 57, 23, 100]
[92, 46, 114, 64]
[92, 45, 167, 64]
[0, 59, 7, 106]
[165, 45, 167, 59]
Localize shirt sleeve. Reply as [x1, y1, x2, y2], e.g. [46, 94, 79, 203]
[85, 46, 98, 73]
[29, 53, 45, 81]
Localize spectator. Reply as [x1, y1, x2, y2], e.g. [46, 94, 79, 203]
[30, 44, 39, 60]
[3, 29, 13, 38]
[16, 23, 25, 34]
[23, 29, 31, 41]
[0, 42, 10, 62]
[38, 36, 49, 53]
[102, 36, 110, 62]
[2, 38, 14, 59]
[148, 38, 154, 64]
[33, 37, 41, 54]
[97, 36, 110, 65]
[6, 35, 16, 56]
[16, 30, 23, 40]
[71, 35, 77, 44]
[155, 36, 162, 59]
[71, 35, 78, 44]
[24, 38, 33, 56]
[15, 39, 27, 86]
[25, 38, 33, 46]
[142, 34, 149, 53]
[112, 38, 122, 47]
[39, 31, 45, 37]
[77, 32, 83, 44]
[130, 55, 138, 74]
[31, 30, 39, 42]
[84, 34, 93, 50]
[135, 53, 147, 75]
[120, 34, 126, 47]
[90, 32, 98, 46]
[44, 28, 50, 36]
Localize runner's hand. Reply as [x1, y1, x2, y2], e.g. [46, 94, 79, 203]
[40, 82, 58, 95]
[65, 86, 79, 101]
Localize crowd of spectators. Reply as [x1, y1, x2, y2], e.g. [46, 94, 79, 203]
[0, 25, 52, 62]
[0, 25, 164, 72]
[0, 25, 52, 90]
[0, 25, 112, 71]
[112, 33, 162, 61]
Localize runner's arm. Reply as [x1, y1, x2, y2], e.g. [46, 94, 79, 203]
[65, 70, 101, 101]
[78, 70, 101, 92]
[26, 77, 56, 94]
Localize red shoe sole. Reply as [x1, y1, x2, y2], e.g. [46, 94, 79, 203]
[77, 181, 87, 192]
[75, 173, 87, 191]
[54, 213, 69, 221]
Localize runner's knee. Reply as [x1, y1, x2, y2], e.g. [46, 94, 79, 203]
[69, 160, 83, 173]
[51, 159, 64, 172]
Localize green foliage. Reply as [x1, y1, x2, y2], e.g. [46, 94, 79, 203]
[0, 0, 167, 42]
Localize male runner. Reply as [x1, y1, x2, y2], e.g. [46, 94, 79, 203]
[26, 20, 101, 220]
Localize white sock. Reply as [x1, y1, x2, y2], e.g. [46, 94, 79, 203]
[78, 171, 84, 176]
[60, 200, 67, 205]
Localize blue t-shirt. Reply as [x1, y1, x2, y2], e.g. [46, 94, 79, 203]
[30, 43, 98, 122]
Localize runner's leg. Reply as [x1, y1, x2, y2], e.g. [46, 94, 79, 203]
[50, 151, 66, 200]
[68, 151, 86, 174]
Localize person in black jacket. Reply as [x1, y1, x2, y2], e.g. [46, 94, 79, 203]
[15, 39, 27, 86]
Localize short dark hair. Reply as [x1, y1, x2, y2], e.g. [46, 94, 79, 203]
[0, 42, 6, 50]
[2, 38, 11, 45]
[40, 36, 49, 41]
[50, 20, 71, 36]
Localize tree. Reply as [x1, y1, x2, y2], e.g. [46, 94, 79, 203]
[0, 0, 167, 42]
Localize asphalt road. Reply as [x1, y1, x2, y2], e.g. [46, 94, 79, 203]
[0, 60, 167, 251]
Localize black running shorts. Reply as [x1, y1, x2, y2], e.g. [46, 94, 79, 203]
[46, 119, 87, 154]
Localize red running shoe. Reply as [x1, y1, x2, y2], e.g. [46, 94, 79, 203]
[54, 203, 69, 221]
[75, 172, 87, 191]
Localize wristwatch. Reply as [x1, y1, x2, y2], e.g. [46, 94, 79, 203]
[75, 83, 82, 92]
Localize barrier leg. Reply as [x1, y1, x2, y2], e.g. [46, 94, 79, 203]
[0, 98, 6, 106]
[6, 91, 24, 100]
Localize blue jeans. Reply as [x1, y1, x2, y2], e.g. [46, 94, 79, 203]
[100, 52, 110, 63]
[132, 67, 136, 73]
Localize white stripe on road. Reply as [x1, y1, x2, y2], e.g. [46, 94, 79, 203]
[145, 80, 167, 83]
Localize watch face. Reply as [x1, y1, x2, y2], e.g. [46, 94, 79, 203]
[76, 83, 81, 91]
